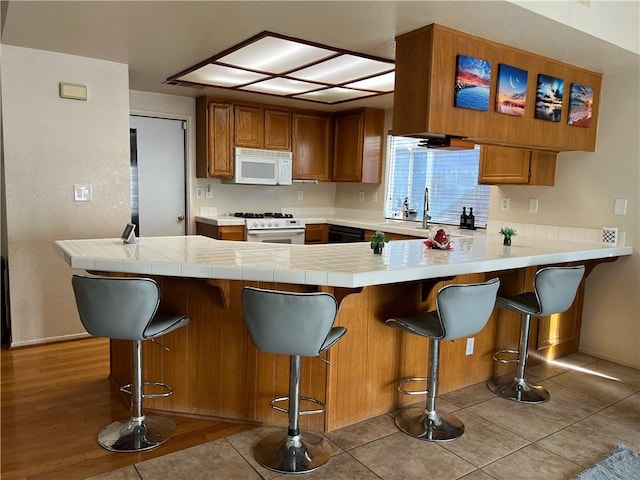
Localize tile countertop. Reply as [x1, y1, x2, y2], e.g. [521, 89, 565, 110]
[55, 235, 631, 289]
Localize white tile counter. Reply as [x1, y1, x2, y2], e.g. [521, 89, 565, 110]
[54, 235, 632, 288]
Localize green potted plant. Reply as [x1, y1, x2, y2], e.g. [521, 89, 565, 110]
[370, 231, 389, 254]
[499, 227, 517, 246]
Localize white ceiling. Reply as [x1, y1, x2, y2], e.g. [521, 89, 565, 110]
[2, 1, 638, 112]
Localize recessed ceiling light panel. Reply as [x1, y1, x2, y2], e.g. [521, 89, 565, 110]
[290, 54, 393, 84]
[294, 87, 374, 103]
[177, 64, 268, 87]
[218, 36, 335, 73]
[167, 31, 394, 104]
[345, 71, 395, 92]
[240, 77, 321, 95]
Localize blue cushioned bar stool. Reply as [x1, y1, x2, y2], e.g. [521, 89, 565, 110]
[489, 265, 585, 403]
[386, 278, 500, 442]
[241, 287, 347, 474]
[72, 274, 190, 452]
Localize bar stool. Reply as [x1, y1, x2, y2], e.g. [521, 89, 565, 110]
[386, 278, 500, 442]
[72, 274, 190, 452]
[241, 287, 346, 474]
[488, 265, 585, 403]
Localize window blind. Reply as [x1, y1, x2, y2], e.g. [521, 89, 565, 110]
[384, 136, 490, 228]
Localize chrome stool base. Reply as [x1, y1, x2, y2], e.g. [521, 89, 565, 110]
[254, 430, 331, 474]
[395, 405, 465, 442]
[488, 377, 550, 404]
[98, 415, 176, 452]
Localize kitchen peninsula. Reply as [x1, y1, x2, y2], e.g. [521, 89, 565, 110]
[55, 235, 631, 432]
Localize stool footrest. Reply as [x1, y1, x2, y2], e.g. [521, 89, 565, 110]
[270, 396, 326, 416]
[120, 381, 173, 399]
[398, 377, 429, 396]
[492, 349, 520, 364]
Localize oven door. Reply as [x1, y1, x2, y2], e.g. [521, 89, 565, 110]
[245, 228, 306, 245]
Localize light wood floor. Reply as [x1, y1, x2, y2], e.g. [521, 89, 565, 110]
[0, 337, 257, 480]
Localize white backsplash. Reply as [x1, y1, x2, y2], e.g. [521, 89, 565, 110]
[486, 220, 626, 246]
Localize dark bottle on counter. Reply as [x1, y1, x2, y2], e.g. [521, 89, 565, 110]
[466, 207, 476, 230]
[460, 207, 467, 228]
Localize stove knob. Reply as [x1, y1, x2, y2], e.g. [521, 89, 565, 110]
[260, 221, 265, 227]
[267, 222, 272, 227]
[274, 221, 279, 227]
[252, 221, 258, 228]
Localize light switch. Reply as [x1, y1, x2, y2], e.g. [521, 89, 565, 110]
[501, 198, 510, 211]
[528, 198, 539, 213]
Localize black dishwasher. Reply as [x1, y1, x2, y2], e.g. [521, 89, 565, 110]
[328, 225, 365, 243]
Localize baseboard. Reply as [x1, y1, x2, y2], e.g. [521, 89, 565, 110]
[10, 332, 91, 348]
[578, 347, 640, 370]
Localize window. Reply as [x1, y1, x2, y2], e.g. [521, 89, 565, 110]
[384, 136, 490, 227]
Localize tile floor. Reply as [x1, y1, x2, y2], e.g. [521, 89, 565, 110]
[88, 353, 639, 480]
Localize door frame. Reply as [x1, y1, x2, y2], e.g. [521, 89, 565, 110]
[130, 108, 194, 234]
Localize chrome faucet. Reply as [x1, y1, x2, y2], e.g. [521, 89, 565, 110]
[422, 187, 431, 229]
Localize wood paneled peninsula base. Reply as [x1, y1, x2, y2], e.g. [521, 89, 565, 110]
[106, 260, 613, 433]
[55, 235, 630, 432]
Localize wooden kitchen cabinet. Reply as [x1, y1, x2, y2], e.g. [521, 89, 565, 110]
[333, 108, 385, 183]
[235, 105, 291, 151]
[304, 224, 328, 244]
[393, 24, 601, 152]
[364, 229, 417, 241]
[196, 222, 245, 241]
[196, 97, 233, 178]
[292, 112, 332, 181]
[478, 145, 557, 186]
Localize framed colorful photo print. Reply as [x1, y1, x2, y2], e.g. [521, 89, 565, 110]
[535, 74, 564, 122]
[495, 64, 527, 117]
[454, 54, 491, 111]
[568, 83, 594, 128]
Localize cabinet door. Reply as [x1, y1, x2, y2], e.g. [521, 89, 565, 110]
[196, 98, 233, 178]
[218, 226, 245, 241]
[304, 224, 328, 244]
[234, 105, 263, 148]
[478, 145, 530, 184]
[265, 109, 291, 150]
[292, 113, 332, 181]
[333, 112, 364, 182]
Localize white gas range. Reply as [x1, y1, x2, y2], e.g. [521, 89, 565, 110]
[234, 212, 306, 245]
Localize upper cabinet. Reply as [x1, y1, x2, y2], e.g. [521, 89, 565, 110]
[292, 112, 332, 181]
[333, 108, 385, 183]
[392, 24, 602, 152]
[478, 145, 556, 185]
[234, 105, 291, 151]
[196, 97, 233, 178]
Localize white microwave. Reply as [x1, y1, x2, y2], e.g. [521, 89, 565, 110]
[224, 147, 293, 185]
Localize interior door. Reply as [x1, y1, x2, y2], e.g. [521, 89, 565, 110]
[130, 115, 186, 237]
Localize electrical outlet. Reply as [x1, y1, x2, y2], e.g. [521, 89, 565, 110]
[359, 191, 365, 202]
[614, 198, 628, 215]
[196, 188, 204, 199]
[465, 337, 474, 355]
[74, 184, 92, 202]
[297, 190, 304, 200]
[528, 198, 539, 213]
[372, 192, 378, 203]
[205, 185, 213, 199]
[501, 198, 510, 211]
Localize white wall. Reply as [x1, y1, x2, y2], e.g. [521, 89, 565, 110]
[489, 69, 639, 368]
[2, 46, 130, 346]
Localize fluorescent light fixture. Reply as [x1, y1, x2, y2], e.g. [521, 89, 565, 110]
[294, 87, 374, 103]
[346, 71, 395, 91]
[290, 54, 393, 83]
[241, 77, 321, 95]
[167, 31, 394, 105]
[177, 64, 268, 87]
[218, 36, 335, 73]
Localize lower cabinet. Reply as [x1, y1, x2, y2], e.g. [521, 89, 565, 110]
[364, 229, 417, 241]
[196, 222, 245, 241]
[304, 224, 328, 244]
